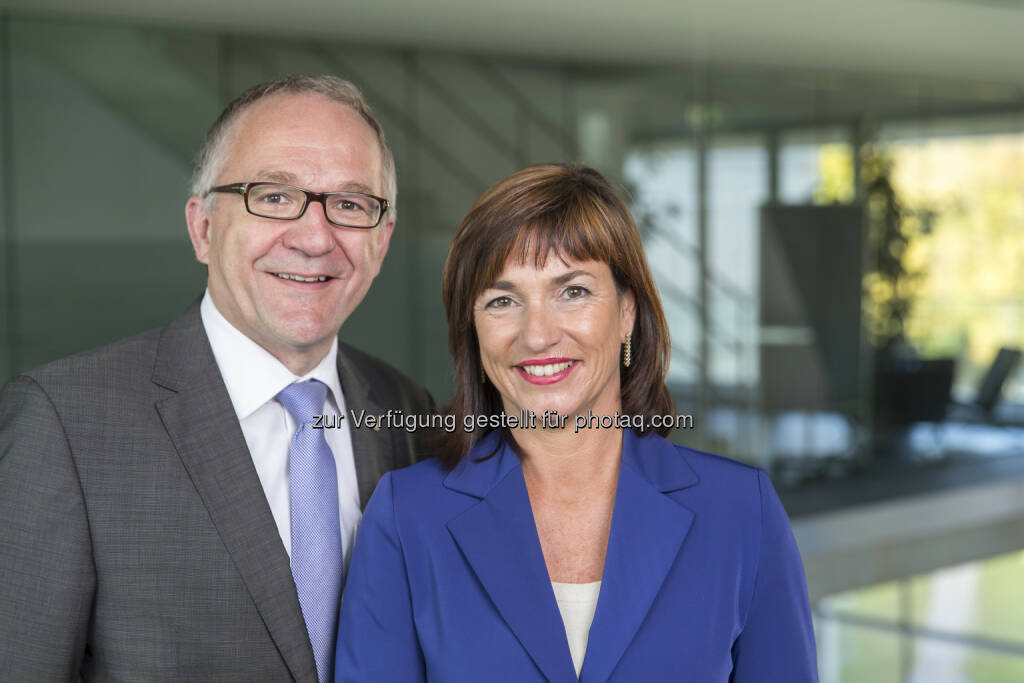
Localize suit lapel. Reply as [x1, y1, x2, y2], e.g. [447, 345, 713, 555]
[580, 430, 698, 683]
[336, 347, 393, 509]
[445, 433, 579, 683]
[152, 302, 317, 683]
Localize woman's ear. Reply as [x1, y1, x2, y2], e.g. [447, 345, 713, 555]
[620, 288, 637, 338]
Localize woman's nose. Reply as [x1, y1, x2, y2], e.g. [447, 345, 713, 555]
[520, 304, 560, 351]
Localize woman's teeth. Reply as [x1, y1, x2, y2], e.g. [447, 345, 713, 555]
[521, 361, 573, 377]
[274, 273, 328, 282]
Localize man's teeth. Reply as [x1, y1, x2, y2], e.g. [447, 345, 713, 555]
[274, 273, 328, 282]
[521, 361, 573, 377]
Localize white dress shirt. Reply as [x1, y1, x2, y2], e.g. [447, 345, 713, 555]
[552, 580, 602, 678]
[200, 292, 362, 570]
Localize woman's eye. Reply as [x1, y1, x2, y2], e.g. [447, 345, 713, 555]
[565, 285, 588, 299]
[486, 296, 513, 309]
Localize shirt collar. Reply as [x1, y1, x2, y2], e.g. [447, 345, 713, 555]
[200, 290, 344, 420]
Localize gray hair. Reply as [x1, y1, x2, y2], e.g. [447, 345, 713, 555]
[191, 74, 397, 218]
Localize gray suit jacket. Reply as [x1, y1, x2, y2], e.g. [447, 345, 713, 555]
[0, 301, 436, 682]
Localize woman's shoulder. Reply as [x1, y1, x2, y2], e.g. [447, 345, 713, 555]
[368, 455, 478, 524]
[633, 431, 771, 518]
[676, 443, 763, 485]
[630, 430, 764, 492]
[384, 455, 450, 497]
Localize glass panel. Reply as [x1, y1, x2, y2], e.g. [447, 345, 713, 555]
[10, 19, 210, 374]
[972, 550, 1024, 644]
[876, 124, 1024, 401]
[625, 146, 700, 387]
[815, 615, 903, 683]
[909, 551, 1024, 645]
[708, 137, 766, 389]
[780, 130, 854, 205]
[0, 17, 9, 384]
[819, 580, 903, 622]
[965, 648, 1024, 683]
[906, 636, 975, 682]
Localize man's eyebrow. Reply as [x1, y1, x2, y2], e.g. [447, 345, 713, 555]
[252, 171, 377, 195]
[334, 181, 378, 195]
[254, 169, 299, 184]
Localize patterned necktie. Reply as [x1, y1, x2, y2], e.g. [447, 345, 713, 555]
[276, 380, 342, 683]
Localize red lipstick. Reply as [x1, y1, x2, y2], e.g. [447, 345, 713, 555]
[515, 357, 577, 385]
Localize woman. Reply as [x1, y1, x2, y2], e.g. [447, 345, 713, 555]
[336, 164, 818, 682]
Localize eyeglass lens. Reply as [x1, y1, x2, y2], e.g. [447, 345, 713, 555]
[246, 183, 381, 227]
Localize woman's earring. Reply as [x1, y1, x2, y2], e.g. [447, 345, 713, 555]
[623, 332, 632, 368]
[481, 366, 486, 384]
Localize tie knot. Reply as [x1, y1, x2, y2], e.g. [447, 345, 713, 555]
[276, 379, 329, 425]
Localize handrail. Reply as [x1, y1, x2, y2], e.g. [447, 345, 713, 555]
[310, 44, 488, 197]
[414, 61, 522, 164]
[471, 59, 578, 158]
[645, 224, 753, 306]
[816, 607, 1024, 658]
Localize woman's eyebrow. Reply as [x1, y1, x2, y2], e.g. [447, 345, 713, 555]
[487, 280, 518, 293]
[483, 270, 594, 295]
[550, 270, 595, 286]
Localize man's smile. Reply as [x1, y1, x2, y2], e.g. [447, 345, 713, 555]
[272, 272, 332, 283]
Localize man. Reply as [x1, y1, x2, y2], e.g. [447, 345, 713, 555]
[0, 75, 434, 682]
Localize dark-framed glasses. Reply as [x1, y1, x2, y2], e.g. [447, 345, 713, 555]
[206, 182, 389, 229]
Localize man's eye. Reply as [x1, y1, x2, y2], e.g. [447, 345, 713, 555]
[334, 198, 369, 213]
[256, 193, 290, 204]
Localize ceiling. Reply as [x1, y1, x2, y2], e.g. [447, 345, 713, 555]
[5, 0, 1024, 87]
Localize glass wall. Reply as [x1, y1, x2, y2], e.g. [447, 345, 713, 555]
[817, 551, 1024, 682]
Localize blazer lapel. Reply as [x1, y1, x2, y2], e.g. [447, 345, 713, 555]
[445, 433, 579, 683]
[151, 302, 317, 683]
[336, 348, 392, 509]
[580, 430, 699, 683]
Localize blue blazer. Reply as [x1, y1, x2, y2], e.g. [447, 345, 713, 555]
[336, 429, 818, 682]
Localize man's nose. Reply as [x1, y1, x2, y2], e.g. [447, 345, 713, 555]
[283, 199, 336, 255]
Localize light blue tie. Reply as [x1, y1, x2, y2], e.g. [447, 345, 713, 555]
[277, 380, 342, 683]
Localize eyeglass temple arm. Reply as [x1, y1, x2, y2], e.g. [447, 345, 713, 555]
[205, 183, 249, 197]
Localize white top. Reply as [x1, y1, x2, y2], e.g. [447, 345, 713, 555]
[551, 580, 602, 678]
[200, 292, 362, 570]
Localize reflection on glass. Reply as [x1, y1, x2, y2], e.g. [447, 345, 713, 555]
[817, 551, 1024, 681]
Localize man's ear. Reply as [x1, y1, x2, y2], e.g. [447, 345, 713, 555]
[185, 196, 212, 264]
[374, 216, 396, 264]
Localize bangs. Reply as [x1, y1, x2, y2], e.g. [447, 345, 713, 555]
[470, 196, 624, 298]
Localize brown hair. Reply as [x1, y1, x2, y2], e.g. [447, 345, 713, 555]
[439, 163, 674, 468]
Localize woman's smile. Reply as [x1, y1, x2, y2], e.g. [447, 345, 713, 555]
[515, 358, 579, 385]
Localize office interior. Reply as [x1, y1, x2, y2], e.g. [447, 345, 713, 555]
[2, 2, 1024, 680]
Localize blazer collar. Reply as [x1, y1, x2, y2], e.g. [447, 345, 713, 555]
[581, 430, 697, 682]
[444, 428, 699, 683]
[336, 342, 392, 509]
[152, 300, 318, 683]
[442, 429, 519, 498]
